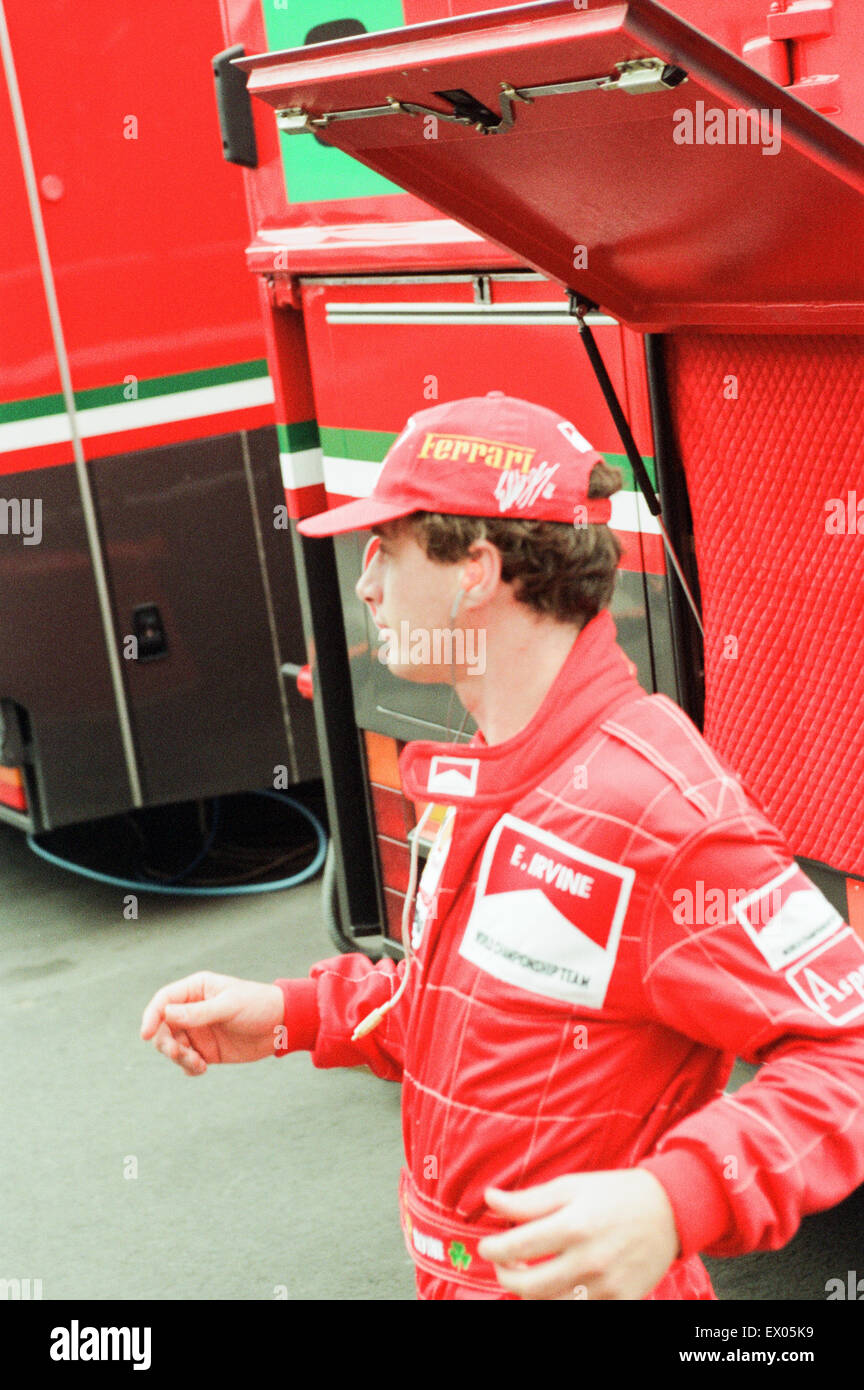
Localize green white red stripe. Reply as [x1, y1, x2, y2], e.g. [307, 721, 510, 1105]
[0, 360, 274, 474]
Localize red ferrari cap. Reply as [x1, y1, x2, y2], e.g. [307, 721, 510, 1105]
[296, 393, 612, 537]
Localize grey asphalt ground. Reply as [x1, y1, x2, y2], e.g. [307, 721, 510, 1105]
[1, 819, 414, 1302]
[2, 817, 862, 1303]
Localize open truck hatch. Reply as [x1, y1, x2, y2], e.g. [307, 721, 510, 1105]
[237, 0, 864, 331]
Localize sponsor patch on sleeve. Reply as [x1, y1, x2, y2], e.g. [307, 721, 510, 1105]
[458, 815, 634, 1009]
[784, 929, 864, 1025]
[733, 864, 843, 971]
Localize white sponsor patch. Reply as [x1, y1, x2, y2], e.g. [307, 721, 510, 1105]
[458, 815, 634, 1008]
[784, 929, 864, 1025]
[557, 419, 595, 453]
[733, 864, 843, 971]
[411, 807, 456, 951]
[411, 1227, 445, 1262]
[427, 755, 479, 797]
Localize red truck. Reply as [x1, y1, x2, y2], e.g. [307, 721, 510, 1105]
[213, 0, 863, 955]
[0, 0, 318, 834]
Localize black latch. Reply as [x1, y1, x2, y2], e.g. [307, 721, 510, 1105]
[132, 604, 168, 662]
[212, 44, 258, 168]
[433, 89, 505, 131]
[305, 19, 369, 147]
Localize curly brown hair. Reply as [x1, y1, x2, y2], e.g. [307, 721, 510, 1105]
[399, 460, 623, 627]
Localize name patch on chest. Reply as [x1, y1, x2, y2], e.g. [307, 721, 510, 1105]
[458, 815, 634, 1008]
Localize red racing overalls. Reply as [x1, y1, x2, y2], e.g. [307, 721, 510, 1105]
[276, 611, 864, 1299]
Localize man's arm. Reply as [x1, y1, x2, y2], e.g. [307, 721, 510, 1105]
[636, 817, 864, 1260]
[142, 953, 413, 1082]
[140, 971, 286, 1073]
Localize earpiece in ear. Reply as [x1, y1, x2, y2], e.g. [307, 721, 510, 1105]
[450, 566, 479, 620]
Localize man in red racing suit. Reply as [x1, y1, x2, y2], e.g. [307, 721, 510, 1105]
[142, 393, 864, 1300]
[272, 607, 864, 1300]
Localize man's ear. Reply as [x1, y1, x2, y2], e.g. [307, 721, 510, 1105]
[461, 540, 501, 605]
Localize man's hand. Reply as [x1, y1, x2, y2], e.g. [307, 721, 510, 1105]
[477, 1168, 681, 1300]
[140, 971, 284, 1075]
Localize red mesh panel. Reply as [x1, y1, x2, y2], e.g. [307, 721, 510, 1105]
[665, 334, 864, 876]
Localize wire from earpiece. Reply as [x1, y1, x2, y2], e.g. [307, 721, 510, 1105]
[351, 800, 436, 1041]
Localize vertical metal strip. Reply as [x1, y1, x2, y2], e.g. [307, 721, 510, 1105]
[572, 301, 704, 637]
[239, 430, 298, 780]
[0, 0, 142, 806]
[643, 334, 705, 729]
[613, 323, 657, 695]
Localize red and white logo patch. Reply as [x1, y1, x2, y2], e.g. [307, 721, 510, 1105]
[459, 815, 634, 1008]
[785, 929, 864, 1026]
[734, 864, 842, 972]
[427, 756, 479, 798]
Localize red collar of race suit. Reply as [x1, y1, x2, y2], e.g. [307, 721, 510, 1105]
[398, 610, 644, 808]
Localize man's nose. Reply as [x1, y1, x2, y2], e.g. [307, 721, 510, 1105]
[355, 567, 379, 605]
[356, 541, 383, 611]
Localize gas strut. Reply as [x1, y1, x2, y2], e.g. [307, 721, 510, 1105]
[568, 294, 704, 637]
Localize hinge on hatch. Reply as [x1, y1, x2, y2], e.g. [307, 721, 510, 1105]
[265, 274, 301, 310]
[275, 109, 319, 136]
[743, 2, 839, 110]
[275, 58, 688, 139]
[766, 0, 834, 44]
